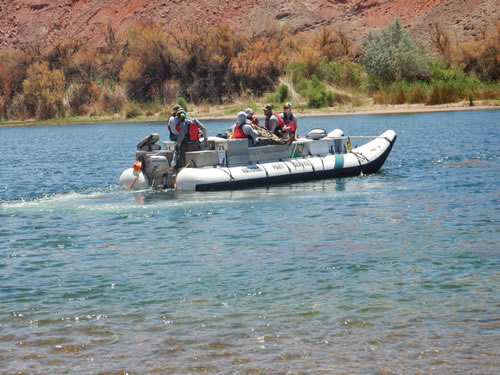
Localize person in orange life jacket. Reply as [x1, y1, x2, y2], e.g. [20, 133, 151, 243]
[232, 111, 259, 146]
[244, 108, 260, 128]
[167, 104, 183, 141]
[174, 111, 208, 167]
[263, 105, 284, 137]
[280, 102, 298, 140]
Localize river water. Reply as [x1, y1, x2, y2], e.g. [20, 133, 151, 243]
[1, 110, 498, 374]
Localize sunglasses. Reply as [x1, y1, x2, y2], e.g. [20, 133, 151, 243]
[284, 106, 289, 109]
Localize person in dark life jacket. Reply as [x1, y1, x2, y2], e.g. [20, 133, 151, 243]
[174, 111, 208, 168]
[232, 111, 259, 146]
[280, 102, 299, 141]
[244, 108, 260, 128]
[167, 104, 183, 141]
[263, 105, 284, 137]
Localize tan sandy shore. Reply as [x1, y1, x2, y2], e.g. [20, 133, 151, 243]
[0, 101, 498, 127]
[195, 102, 499, 121]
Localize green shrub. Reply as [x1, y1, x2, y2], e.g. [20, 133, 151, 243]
[468, 92, 474, 106]
[295, 77, 309, 97]
[306, 75, 334, 108]
[126, 109, 140, 118]
[176, 97, 188, 111]
[276, 84, 289, 102]
[340, 62, 364, 88]
[266, 83, 290, 106]
[126, 101, 141, 118]
[361, 19, 430, 82]
[287, 62, 309, 86]
[323, 61, 343, 84]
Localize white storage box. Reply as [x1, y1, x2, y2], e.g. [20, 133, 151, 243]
[304, 139, 330, 156]
[226, 138, 249, 156]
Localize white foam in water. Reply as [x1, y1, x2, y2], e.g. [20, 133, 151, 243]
[1, 186, 128, 211]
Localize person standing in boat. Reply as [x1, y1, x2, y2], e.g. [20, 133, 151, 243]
[281, 102, 299, 142]
[167, 104, 183, 141]
[245, 108, 260, 128]
[263, 105, 285, 137]
[232, 111, 259, 146]
[174, 111, 208, 168]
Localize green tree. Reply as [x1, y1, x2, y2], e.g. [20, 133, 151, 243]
[361, 19, 430, 82]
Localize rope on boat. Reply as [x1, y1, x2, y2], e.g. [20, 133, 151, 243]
[350, 150, 369, 176]
[216, 166, 235, 182]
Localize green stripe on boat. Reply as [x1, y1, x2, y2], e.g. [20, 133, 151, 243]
[334, 154, 344, 169]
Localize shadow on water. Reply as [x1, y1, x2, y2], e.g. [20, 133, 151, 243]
[135, 176, 353, 204]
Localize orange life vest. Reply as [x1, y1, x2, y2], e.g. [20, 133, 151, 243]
[283, 113, 296, 133]
[167, 117, 181, 133]
[187, 120, 200, 141]
[232, 123, 249, 139]
[265, 112, 284, 134]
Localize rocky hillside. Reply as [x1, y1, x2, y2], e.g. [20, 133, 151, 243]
[0, 0, 498, 50]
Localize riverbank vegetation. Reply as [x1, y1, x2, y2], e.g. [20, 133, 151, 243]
[0, 20, 498, 122]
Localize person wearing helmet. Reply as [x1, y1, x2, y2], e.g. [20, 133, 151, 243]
[244, 107, 260, 128]
[281, 102, 299, 141]
[167, 104, 183, 141]
[174, 111, 208, 168]
[232, 111, 259, 146]
[263, 105, 284, 137]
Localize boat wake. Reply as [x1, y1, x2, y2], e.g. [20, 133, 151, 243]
[1, 186, 133, 211]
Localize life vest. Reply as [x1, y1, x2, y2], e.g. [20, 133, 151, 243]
[282, 113, 296, 133]
[232, 123, 250, 139]
[167, 117, 181, 133]
[250, 117, 259, 127]
[265, 112, 284, 134]
[187, 120, 200, 141]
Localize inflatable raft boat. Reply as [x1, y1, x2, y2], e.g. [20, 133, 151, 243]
[119, 128, 397, 191]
